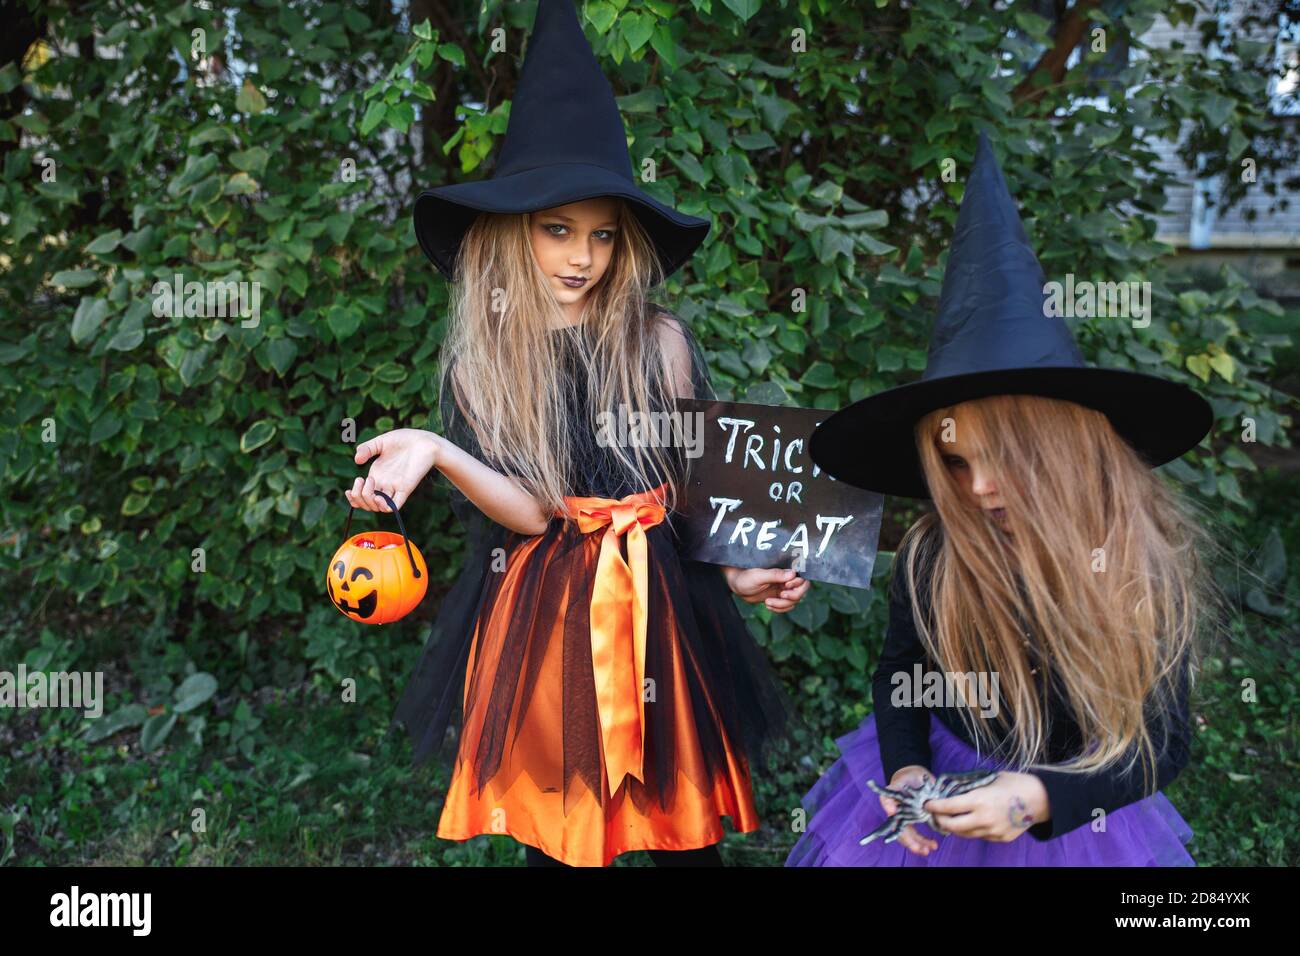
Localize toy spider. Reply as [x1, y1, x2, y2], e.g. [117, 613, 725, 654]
[860, 770, 1000, 845]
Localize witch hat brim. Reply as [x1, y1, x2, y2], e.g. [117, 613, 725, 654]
[809, 131, 1213, 499]
[413, 0, 710, 281]
[810, 365, 1214, 499]
[413, 165, 710, 281]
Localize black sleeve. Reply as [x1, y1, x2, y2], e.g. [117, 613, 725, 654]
[871, 552, 936, 782]
[1024, 654, 1194, 841]
[658, 308, 715, 559]
[429, 358, 529, 547]
[430, 360, 489, 539]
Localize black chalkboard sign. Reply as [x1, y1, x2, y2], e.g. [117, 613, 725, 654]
[672, 397, 883, 589]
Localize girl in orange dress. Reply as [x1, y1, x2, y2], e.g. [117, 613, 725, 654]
[352, 0, 804, 867]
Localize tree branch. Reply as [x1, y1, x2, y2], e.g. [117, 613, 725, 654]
[1011, 0, 1103, 107]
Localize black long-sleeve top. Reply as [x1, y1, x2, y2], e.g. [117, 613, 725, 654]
[871, 539, 1194, 841]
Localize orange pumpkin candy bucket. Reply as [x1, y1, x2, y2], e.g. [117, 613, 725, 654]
[326, 490, 428, 624]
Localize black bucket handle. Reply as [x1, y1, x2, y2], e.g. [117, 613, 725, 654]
[341, 490, 422, 578]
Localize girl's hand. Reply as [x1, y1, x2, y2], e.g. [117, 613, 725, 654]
[723, 567, 810, 612]
[347, 428, 440, 513]
[924, 771, 1048, 843]
[881, 766, 939, 857]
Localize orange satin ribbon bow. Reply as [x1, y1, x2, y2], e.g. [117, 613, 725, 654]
[559, 482, 669, 797]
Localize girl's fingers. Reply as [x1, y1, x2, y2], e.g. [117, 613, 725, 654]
[361, 475, 385, 512]
[909, 825, 938, 853]
[346, 477, 368, 511]
[924, 794, 979, 815]
[930, 810, 978, 836]
[773, 579, 810, 601]
[765, 598, 795, 612]
[900, 827, 934, 856]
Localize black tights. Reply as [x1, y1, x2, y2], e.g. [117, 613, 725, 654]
[525, 844, 723, 867]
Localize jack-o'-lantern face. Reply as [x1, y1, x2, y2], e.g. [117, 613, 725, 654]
[326, 531, 428, 625]
[329, 558, 378, 619]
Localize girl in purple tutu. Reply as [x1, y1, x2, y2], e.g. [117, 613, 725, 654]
[789, 133, 1216, 867]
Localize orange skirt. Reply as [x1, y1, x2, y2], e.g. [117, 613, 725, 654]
[435, 490, 763, 867]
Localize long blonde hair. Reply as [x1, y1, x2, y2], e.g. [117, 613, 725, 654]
[436, 197, 690, 520]
[899, 393, 1211, 791]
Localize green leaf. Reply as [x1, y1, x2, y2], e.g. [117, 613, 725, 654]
[140, 712, 178, 752]
[587, 2, 618, 33]
[875, 345, 905, 372]
[800, 362, 838, 389]
[675, 153, 710, 185]
[326, 304, 362, 341]
[262, 56, 291, 82]
[235, 79, 268, 114]
[713, 153, 748, 190]
[386, 101, 415, 134]
[621, 13, 654, 53]
[266, 338, 298, 376]
[980, 78, 1013, 114]
[302, 497, 328, 529]
[84, 229, 123, 255]
[1207, 350, 1235, 382]
[858, 234, 897, 256]
[0, 344, 28, 364]
[1200, 93, 1234, 128]
[811, 226, 853, 263]
[412, 18, 433, 40]
[733, 131, 776, 151]
[71, 297, 110, 345]
[744, 381, 788, 405]
[240, 420, 278, 453]
[721, 0, 761, 23]
[106, 312, 145, 351]
[178, 345, 211, 387]
[83, 704, 148, 743]
[224, 172, 260, 195]
[53, 270, 99, 289]
[1256, 527, 1286, 586]
[0, 63, 20, 95]
[650, 24, 679, 70]
[436, 43, 466, 68]
[189, 126, 232, 147]
[230, 146, 269, 174]
[324, 212, 354, 243]
[89, 412, 122, 444]
[360, 100, 387, 136]
[842, 209, 889, 230]
[173, 672, 218, 713]
[372, 362, 408, 383]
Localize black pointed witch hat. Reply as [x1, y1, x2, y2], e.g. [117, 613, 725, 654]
[412, 0, 710, 281]
[810, 132, 1213, 499]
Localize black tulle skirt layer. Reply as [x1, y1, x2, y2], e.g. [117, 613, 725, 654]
[390, 513, 794, 857]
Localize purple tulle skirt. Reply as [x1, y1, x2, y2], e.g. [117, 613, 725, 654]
[786, 712, 1195, 867]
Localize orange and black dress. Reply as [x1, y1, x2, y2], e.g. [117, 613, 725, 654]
[391, 318, 793, 866]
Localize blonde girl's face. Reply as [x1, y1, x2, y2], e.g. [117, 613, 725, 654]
[935, 405, 1010, 532]
[528, 198, 620, 317]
